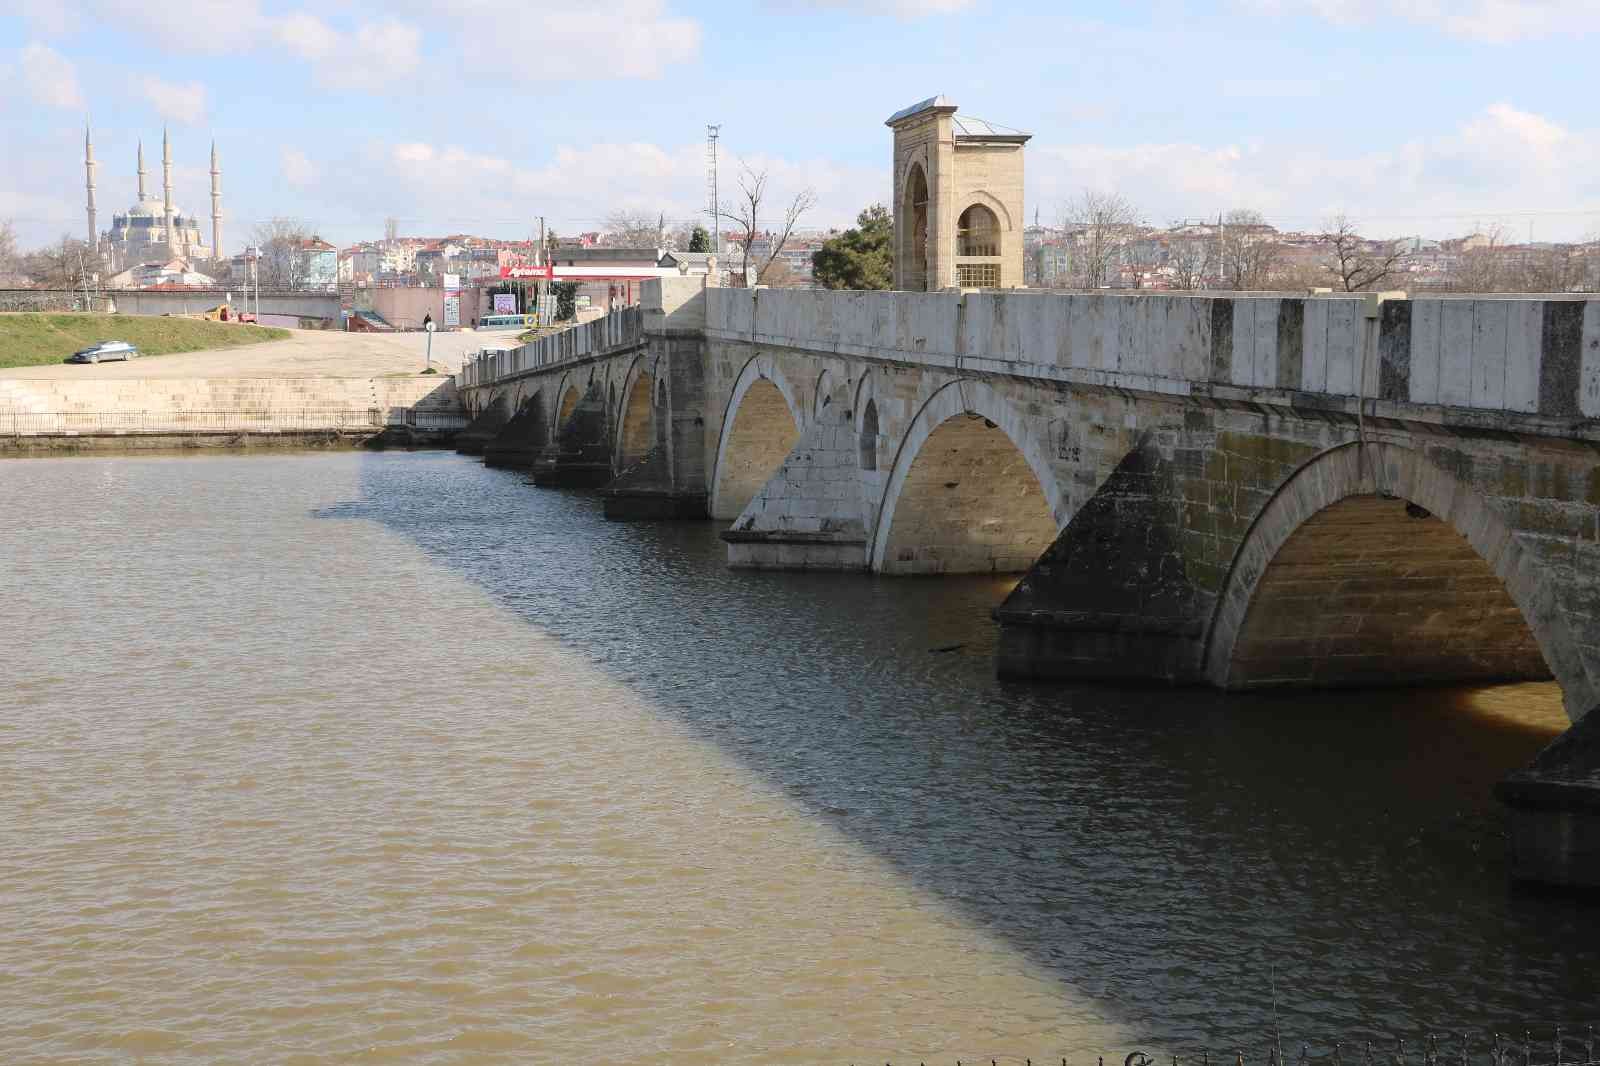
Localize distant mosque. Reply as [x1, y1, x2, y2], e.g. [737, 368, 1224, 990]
[85, 125, 222, 269]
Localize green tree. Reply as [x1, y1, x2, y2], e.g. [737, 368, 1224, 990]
[553, 281, 578, 322]
[687, 225, 710, 253]
[811, 204, 892, 290]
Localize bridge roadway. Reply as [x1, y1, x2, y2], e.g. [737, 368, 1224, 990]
[457, 278, 1600, 888]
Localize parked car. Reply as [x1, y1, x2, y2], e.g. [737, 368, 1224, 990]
[66, 341, 138, 364]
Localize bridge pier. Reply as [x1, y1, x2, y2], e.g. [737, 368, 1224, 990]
[531, 384, 613, 488]
[454, 398, 511, 456]
[482, 400, 549, 469]
[992, 436, 1209, 683]
[601, 449, 708, 520]
[1497, 711, 1600, 891]
[718, 410, 871, 569]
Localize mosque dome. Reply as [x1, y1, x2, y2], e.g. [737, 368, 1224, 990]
[126, 198, 168, 218]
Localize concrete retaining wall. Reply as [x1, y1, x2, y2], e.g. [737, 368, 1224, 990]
[0, 375, 459, 437]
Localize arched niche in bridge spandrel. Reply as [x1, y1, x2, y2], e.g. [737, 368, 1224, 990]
[858, 399, 880, 472]
[1204, 440, 1592, 721]
[813, 367, 838, 421]
[710, 354, 804, 521]
[870, 379, 1064, 576]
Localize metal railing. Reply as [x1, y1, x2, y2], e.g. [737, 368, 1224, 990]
[1, 406, 467, 437]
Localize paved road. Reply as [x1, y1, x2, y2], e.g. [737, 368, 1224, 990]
[0, 327, 508, 380]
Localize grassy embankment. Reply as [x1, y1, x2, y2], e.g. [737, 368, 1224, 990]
[0, 314, 290, 369]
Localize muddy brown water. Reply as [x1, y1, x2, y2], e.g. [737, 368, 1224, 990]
[1, 451, 1593, 1064]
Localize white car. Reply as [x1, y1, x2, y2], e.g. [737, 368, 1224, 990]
[67, 341, 139, 364]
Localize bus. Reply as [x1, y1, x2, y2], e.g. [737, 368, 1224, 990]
[478, 313, 537, 330]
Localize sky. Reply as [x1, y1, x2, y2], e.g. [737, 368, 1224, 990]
[4, 0, 1600, 254]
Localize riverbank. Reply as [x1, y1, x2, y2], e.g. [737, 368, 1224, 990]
[0, 313, 289, 368]
[0, 329, 479, 450]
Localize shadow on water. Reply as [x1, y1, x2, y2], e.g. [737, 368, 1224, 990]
[318, 452, 1599, 1050]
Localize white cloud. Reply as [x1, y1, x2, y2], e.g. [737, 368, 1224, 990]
[10, 0, 83, 34]
[7, 0, 699, 91]
[323, 20, 421, 89]
[273, 12, 335, 61]
[19, 42, 85, 109]
[783, 0, 973, 13]
[1030, 103, 1600, 239]
[317, 137, 875, 240]
[1237, 0, 1600, 42]
[137, 75, 207, 124]
[401, 0, 699, 79]
[281, 148, 319, 187]
[269, 13, 420, 89]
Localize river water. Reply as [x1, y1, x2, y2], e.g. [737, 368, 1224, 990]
[1, 451, 1594, 1064]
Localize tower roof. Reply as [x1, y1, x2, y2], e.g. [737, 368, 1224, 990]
[951, 114, 1031, 144]
[885, 95, 958, 127]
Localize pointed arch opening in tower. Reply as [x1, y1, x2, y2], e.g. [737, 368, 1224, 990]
[901, 163, 929, 291]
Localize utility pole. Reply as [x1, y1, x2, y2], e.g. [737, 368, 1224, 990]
[706, 125, 720, 261]
[537, 215, 546, 324]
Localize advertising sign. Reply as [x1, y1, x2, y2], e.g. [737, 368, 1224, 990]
[492, 293, 516, 315]
[443, 295, 460, 327]
[500, 264, 553, 280]
[442, 272, 461, 293]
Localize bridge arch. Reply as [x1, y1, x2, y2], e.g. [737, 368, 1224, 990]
[554, 375, 581, 439]
[711, 354, 804, 520]
[870, 380, 1065, 575]
[615, 355, 657, 469]
[1204, 441, 1592, 720]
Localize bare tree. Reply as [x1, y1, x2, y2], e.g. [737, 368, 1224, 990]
[1061, 189, 1142, 288]
[1219, 208, 1280, 290]
[251, 217, 311, 287]
[1516, 245, 1584, 293]
[0, 219, 17, 274]
[1164, 232, 1213, 291]
[718, 161, 818, 287]
[19, 234, 103, 289]
[1323, 214, 1408, 292]
[600, 210, 664, 248]
[1446, 224, 1510, 293]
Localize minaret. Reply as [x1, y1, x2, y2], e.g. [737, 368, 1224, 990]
[162, 125, 177, 255]
[84, 124, 98, 249]
[209, 140, 222, 261]
[137, 139, 147, 201]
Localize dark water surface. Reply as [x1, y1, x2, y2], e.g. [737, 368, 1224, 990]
[343, 452, 1596, 1044]
[3, 449, 1594, 1063]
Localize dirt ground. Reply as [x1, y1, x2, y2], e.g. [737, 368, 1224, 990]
[0, 327, 503, 380]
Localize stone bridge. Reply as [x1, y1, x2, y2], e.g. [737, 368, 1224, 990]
[458, 278, 1600, 887]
